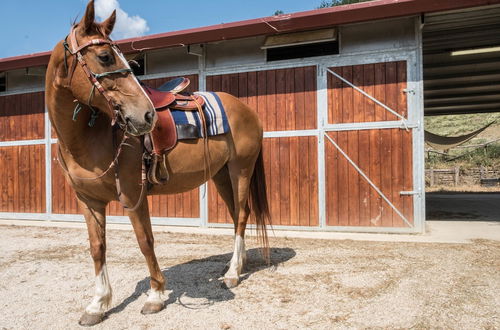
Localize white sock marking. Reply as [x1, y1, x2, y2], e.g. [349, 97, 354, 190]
[225, 235, 246, 280]
[146, 288, 163, 304]
[85, 264, 112, 315]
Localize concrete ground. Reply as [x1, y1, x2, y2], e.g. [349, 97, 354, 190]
[2, 192, 498, 244]
[1, 218, 499, 244]
[426, 192, 500, 222]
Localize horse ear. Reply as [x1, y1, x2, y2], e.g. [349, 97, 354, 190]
[101, 10, 116, 37]
[81, 0, 95, 34]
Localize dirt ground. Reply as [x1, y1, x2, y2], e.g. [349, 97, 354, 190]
[0, 225, 499, 330]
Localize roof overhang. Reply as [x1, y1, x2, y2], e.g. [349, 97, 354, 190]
[2, 0, 500, 71]
[423, 5, 500, 115]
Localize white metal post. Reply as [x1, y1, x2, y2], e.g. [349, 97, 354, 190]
[198, 45, 208, 228]
[44, 105, 52, 219]
[316, 64, 327, 228]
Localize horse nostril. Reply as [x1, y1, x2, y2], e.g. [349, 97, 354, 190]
[145, 111, 154, 125]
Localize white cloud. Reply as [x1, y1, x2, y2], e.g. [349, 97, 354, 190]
[94, 0, 149, 39]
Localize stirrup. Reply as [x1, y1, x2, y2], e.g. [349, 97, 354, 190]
[147, 153, 169, 185]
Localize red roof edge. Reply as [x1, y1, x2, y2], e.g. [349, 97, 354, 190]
[0, 51, 52, 72]
[2, 0, 500, 72]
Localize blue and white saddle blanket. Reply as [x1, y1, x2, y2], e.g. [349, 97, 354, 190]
[171, 92, 230, 138]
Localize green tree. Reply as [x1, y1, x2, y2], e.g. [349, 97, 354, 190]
[274, 10, 284, 15]
[318, 0, 373, 8]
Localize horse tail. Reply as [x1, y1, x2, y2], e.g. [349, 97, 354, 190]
[249, 147, 271, 262]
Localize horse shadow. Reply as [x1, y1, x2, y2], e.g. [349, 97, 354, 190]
[107, 247, 296, 314]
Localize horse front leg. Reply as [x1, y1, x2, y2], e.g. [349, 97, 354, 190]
[77, 197, 112, 326]
[127, 200, 165, 314]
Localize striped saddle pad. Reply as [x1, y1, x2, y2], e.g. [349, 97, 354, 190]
[171, 92, 230, 139]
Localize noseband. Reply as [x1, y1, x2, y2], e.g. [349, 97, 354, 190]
[63, 25, 132, 128]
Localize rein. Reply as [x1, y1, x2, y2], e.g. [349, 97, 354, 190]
[57, 25, 148, 212]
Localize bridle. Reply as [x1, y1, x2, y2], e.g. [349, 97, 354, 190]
[57, 24, 148, 212]
[63, 25, 132, 128]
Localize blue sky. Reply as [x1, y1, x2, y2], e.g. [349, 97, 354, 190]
[0, 0, 319, 59]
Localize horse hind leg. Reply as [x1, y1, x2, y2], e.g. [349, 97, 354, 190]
[212, 165, 246, 271]
[77, 198, 112, 326]
[212, 165, 237, 227]
[221, 160, 255, 288]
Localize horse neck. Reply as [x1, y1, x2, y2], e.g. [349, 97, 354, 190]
[49, 87, 112, 164]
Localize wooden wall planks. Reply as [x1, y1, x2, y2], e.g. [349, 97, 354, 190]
[0, 92, 45, 141]
[51, 144, 81, 214]
[326, 60, 413, 228]
[325, 129, 413, 227]
[0, 145, 45, 213]
[206, 67, 318, 226]
[51, 146, 200, 219]
[1, 62, 415, 230]
[207, 136, 319, 226]
[327, 61, 407, 124]
[206, 66, 317, 131]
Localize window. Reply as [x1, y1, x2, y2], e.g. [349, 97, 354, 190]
[127, 55, 145, 76]
[263, 28, 339, 62]
[0, 73, 5, 92]
[266, 41, 339, 61]
[132, 57, 145, 76]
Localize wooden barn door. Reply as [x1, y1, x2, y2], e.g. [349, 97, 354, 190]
[206, 67, 319, 227]
[324, 61, 415, 228]
[0, 92, 46, 214]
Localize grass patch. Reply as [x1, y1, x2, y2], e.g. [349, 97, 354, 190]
[425, 113, 500, 169]
[425, 113, 500, 138]
[426, 144, 500, 168]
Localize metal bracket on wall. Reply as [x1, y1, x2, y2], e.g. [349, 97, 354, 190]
[400, 190, 420, 196]
[399, 122, 418, 130]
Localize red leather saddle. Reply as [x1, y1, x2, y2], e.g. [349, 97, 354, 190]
[141, 77, 207, 185]
[142, 77, 205, 155]
[142, 77, 205, 111]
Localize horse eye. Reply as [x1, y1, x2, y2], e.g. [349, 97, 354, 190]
[98, 53, 112, 64]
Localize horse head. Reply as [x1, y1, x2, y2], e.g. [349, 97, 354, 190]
[52, 0, 156, 135]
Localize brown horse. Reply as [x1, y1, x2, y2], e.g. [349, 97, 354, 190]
[45, 1, 270, 326]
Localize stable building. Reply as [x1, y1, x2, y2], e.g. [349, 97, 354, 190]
[1, 0, 499, 233]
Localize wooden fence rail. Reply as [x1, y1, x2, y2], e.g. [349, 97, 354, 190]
[425, 166, 500, 187]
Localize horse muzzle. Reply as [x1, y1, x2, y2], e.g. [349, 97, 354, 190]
[124, 109, 156, 136]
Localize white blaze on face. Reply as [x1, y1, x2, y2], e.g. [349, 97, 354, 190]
[225, 235, 246, 280]
[112, 46, 155, 111]
[85, 264, 112, 315]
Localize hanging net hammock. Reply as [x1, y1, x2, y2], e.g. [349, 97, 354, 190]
[424, 122, 495, 151]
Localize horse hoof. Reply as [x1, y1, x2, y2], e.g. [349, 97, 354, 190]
[141, 302, 164, 315]
[78, 312, 104, 326]
[223, 277, 239, 289]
